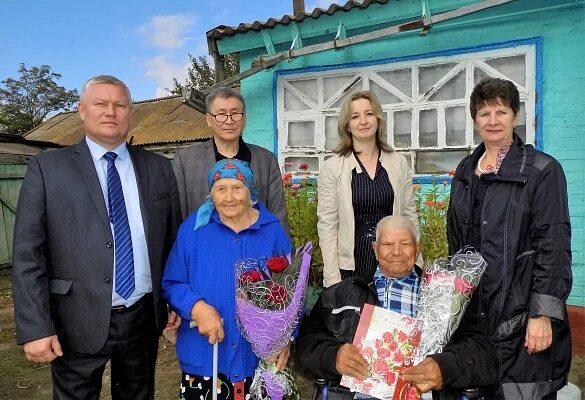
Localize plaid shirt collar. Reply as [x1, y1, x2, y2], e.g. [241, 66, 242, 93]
[373, 266, 420, 317]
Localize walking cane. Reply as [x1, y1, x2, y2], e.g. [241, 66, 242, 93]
[212, 341, 218, 400]
[190, 319, 222, 400]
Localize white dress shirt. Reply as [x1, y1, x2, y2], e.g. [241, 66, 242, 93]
[86, 137, 152, 307]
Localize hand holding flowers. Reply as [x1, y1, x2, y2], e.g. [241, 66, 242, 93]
[235, 243, 313, 399]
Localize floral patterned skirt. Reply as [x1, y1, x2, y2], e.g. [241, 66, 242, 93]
[180, 371, 253, 400]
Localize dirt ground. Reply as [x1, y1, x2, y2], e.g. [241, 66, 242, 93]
[0, 271, 313, 400]
[0, 271, 582, 399]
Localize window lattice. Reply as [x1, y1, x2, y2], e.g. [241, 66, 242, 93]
[277, 45, 536, 175]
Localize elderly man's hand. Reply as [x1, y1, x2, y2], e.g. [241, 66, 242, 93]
[336, 343, 370, 379]
[190, 300, 224, 344]
[24, 335, 63, 363]
[525, 316, 552, 354]
[400, 357, 443, 393]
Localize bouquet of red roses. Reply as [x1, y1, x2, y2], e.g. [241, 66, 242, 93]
[414, 247, 487, 363]
[235, 242, 313, 400]
[237, 252, 300, 311]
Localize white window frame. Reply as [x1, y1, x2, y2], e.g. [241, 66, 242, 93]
[277, 44, 536, 175]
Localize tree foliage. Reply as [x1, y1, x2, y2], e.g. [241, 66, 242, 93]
[170, 53, 240, 95]
[0, 64, 79, 135]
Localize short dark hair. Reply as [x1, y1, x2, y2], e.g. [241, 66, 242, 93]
[205, 87, 245, 112]
[470, 78, 520, 119]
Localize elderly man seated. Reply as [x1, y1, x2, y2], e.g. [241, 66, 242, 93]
[295, 215, 497, 399]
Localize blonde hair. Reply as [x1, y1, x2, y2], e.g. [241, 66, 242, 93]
[335, 91, 393, 156]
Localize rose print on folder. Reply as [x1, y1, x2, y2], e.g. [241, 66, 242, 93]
[340, 304, 422, 400]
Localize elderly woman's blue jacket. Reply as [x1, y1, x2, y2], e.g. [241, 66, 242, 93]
[162, 201, 291, 381]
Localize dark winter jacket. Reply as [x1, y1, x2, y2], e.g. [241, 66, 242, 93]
[295, 273, 497, 400]
[447, 133, 572, 399]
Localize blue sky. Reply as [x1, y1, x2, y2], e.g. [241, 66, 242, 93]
[0, 0, 335, 101]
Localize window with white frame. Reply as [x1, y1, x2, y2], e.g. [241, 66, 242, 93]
[277, 45, 536, 175]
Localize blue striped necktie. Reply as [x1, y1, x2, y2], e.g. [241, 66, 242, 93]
[103, 152, 135, 300]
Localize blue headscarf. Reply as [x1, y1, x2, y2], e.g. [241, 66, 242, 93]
[194, 159, 257, 231]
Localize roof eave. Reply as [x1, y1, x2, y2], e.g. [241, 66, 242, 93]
[206, 0, 391, 55]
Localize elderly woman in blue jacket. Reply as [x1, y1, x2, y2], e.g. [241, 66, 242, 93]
[163, 159, 292, 400]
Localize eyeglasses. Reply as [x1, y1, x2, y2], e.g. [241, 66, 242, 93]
[208, 112, 245, 123]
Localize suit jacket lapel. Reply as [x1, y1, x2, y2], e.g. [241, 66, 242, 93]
[73, 140, 110, 228]
[204, 138, 216, 168]
[128, 145, 150, 238]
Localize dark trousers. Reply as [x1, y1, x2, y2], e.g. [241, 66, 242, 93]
[50, 294, 159, 400]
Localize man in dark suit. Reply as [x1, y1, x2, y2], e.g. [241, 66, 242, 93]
[11, 75, 182, 399]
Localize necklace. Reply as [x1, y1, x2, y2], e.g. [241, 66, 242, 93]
[477, 142, 513, 174]
[476, 152, 491, 174]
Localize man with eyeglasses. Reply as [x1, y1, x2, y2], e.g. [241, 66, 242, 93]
[172, 87, 288, 230]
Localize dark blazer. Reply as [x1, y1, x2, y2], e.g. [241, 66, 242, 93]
[172, 139, 289, 231]
[12, 139, 182, 354]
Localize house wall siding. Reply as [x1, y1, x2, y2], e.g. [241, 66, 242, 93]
[229, 0, 584, 306]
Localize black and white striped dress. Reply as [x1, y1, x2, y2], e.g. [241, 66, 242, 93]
[341, 153, 394, 282]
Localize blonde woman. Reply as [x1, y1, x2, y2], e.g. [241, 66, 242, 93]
[318, 91, 420, 287]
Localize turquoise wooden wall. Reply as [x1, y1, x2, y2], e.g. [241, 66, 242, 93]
[215, 0, 585, 306]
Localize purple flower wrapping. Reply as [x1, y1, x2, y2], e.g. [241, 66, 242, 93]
[235, 243, 312, 399]
[261, 369, 285, 399]
[235, 242, 312, 360]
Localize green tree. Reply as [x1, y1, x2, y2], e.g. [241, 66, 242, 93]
[170, 53, 240, 94]
[0, 64, 79, 135]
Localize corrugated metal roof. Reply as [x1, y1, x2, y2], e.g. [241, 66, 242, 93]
[207, 0, 390, 39]
[25, 96, 213, 146]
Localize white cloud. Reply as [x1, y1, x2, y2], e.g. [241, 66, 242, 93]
[137, 14, 197, 50]
[141, 33, 211, 98]
[144, 55, 190, 98]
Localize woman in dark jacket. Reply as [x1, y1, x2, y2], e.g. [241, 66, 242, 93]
[447, 78, 572, 400]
